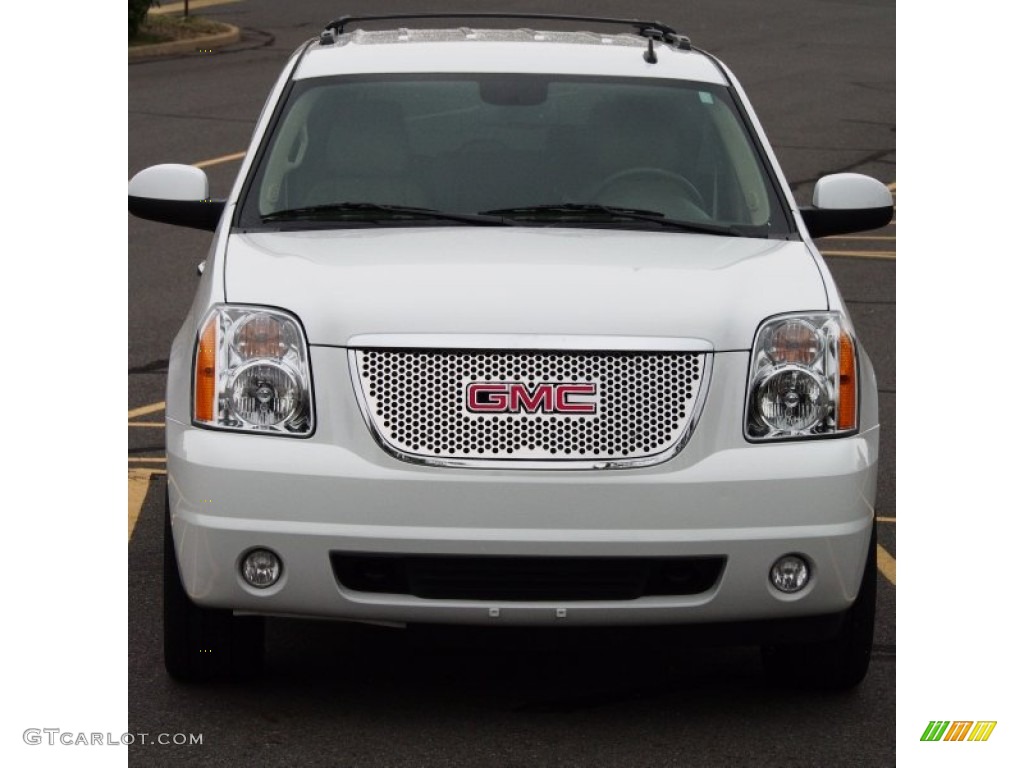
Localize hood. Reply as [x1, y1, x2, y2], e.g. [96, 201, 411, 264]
[224, 228, 826, 350]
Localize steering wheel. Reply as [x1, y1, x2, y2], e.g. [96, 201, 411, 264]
[588, 167, 707, 213]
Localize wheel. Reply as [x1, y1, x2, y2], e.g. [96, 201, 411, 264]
[163, 492, 265, 681]
[761, 523, 877, 691]
[587, 167, 707, 212]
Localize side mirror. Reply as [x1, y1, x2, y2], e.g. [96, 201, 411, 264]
[128, 164, 226, 232]
[799, 173, 893, 239]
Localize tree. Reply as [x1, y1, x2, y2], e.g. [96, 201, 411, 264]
[128, 0, 154, 39]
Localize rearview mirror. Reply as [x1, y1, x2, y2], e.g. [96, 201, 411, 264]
[799, 173, 893, 239]
[128, 164, 225, 232]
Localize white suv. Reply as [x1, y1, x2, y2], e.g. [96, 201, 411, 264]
[128, 14, 893, 689]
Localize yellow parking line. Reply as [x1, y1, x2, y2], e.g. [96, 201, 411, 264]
[129, 402, 170, 538]
[877, 544, 896, 585]
[821, 250, 896, 260]
[128, 470, 152, 540]
[887, 182, 896, 191]
[877, 516, 895, 523]
[823, 235, 896, 241]
[193, 151, 246, 169]
[128, 468, 169, 540]
[128, 401, 166, 419]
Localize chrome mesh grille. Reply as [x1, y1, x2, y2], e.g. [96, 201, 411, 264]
[352, 349, 707, 466]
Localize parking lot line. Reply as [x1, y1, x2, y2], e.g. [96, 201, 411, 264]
[129, 402, 169, 539]
[129, 469, 159, 539]
[877, 544, 896, 585]
[128, 470, 147, 539]
[820, 250, 896, 260]
[193, 151, 246, 169]
[128, 401, 166, 419]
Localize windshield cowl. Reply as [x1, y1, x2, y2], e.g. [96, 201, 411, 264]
[260, 202, 518, 227]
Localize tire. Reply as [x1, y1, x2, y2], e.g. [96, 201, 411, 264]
[163, 493, 265, 681]
[761, 523, 877, 691]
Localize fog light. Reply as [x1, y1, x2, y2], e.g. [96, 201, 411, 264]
[241, 548, 281, 588]
[770, 555, 810, 593]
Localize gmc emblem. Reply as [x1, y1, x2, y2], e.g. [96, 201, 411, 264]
[466, 382, 598, 414]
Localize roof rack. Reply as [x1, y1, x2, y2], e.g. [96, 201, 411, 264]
[318, 13, 692, 54]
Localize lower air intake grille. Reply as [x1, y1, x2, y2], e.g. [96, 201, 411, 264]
[330, 553, 725, 601]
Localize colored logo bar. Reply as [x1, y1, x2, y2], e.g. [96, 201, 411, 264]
[921, 721, 997, 742]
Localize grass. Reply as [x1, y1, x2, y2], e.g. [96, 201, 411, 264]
[129, 14, 232, 47]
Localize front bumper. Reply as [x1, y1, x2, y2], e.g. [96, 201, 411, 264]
[166, 350, 877, 628]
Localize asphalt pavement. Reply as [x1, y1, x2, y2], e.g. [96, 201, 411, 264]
[129, 1, 895, 765]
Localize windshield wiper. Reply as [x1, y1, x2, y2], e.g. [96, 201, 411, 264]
[480, 203, 742, 236]
[261, 202, 517, 226]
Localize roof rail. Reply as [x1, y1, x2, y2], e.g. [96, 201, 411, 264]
[318, 13, 691, 51]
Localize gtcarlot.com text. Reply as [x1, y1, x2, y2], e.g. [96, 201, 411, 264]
[23, 729, 203, 746]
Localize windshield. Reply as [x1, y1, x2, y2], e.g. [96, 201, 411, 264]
[238, 74, 792, 236]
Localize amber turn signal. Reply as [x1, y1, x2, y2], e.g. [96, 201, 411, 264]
[194, 315, 217, 423]
[836, 331, 856, 431]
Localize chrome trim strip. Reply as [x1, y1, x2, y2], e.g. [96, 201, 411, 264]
[347, 348, 714, 471]
[346, 333, 714, 353]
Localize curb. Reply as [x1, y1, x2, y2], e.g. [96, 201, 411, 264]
[129, 23, 240, 61]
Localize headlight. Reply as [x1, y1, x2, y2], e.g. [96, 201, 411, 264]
[193, 305, 313, 435]
[746, 312, 857, 440]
